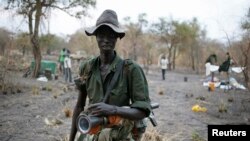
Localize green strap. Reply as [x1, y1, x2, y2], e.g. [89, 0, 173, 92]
[102, 60, 124, 103]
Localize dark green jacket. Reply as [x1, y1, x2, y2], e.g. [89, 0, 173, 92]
[79, 54, 151, 116]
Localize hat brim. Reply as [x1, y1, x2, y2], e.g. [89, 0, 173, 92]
[85, 23, 125, 39]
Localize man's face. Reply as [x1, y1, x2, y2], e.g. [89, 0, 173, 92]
[96, 26, 118, 52]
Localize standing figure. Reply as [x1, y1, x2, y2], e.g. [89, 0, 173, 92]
[160, 55, 168, 80]
[219, 52, 233, 81]
[219, 52, 232, 73]
[58, 48, 66, 75]
[205, 54, 217, 81]
[69, 9, 151, 141]
[64, 52, 72, 83]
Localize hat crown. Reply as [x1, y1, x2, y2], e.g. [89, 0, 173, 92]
[96, 10, 119, 27]
[85, 9, 125, 39]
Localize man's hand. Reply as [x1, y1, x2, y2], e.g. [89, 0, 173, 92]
[87, 102, 117, 116]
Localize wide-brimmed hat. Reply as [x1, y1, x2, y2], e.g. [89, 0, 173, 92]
[85, 9, 125, 39]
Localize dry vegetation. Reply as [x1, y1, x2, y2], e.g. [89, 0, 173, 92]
[1, 52, 249, 141]
[0, 7, 250, 141]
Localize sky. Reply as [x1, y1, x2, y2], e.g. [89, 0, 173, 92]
[0, 0, 249, 42]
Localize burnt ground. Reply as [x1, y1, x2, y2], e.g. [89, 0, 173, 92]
[0, 69, 250, 141]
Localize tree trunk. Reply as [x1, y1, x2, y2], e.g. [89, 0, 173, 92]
[191, 45, 195, 71]
[29, 0, 42, 78]
[133, 42, 137, 61]
[31, 36, 42, 77]
[168, 45, 172, 70]
[0, 46, 5, 56]
[47, 48, 51, 55]
[242, 64, 249, 88]
[173, 46, 176, 70]
[242, 41, 250, 88]
[191, 55, 195, 71]
[195, 43, 200, 74]
[22, 45, 26, 56]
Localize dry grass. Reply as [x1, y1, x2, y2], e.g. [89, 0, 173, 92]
[158, 91, 164, 95]
[228, 97, 234, 102]
[63, 85, 68, 92]
[46, 84, 53, 91]
[157, 85, 164, 95]
[218, 100, 228, 113]
[63, 107, 73, 118]
[141, 126, 164, 141]
[32, 85, 40, 95]
[191, 131, 205, 141]
[44, 117, 63, 126]
[60, 134, 69, 141]
[52, 89, 60, 99]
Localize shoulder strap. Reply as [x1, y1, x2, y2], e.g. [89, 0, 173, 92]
[102, 60, 124, 103]
[124, 59, 133, 100]
[80, 57, 96, 80]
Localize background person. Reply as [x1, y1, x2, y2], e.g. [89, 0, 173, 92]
[58, 48, 66, 75]
[219, 52, 232, 73]
[160, 55, 168, 80]
[205, 54, 217, 81]
[64, 52, 72, 83]
[219, 52, 233, 81]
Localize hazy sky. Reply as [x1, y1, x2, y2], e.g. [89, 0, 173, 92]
[0, 0, 249, 42]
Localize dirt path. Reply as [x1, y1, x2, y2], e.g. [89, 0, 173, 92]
[0, 70, 249, 141]
[148, 70, 250, 140]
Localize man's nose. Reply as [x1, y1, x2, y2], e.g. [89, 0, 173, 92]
[102, 36, 109, 41]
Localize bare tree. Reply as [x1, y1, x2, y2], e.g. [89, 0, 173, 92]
[240, 7, 250, 87]
[123, 13, 148, 61]
[4, 0, 96, 77]
[15, 32, 31, 56]
[151, 17, 176, 70]
[0, 28, 12, 56]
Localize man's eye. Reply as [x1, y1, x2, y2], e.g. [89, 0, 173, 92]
[108, 33, 116, 38]
[97, 33, 116, 39]
[97, 34, 104, 38]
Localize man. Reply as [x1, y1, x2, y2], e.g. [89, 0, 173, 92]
[69, 9, 151, 141]
[219, 52, 233, 83]
[160, 55, 168, 80]
[58, 48, 66, 75]
[205, 54, 217, 82]
[205, 54, 217, 76]
[219, 52, 232, 74]
[64, 51, 72, 83]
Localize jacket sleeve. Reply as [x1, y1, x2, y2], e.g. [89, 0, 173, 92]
[127, 61, 151, 116]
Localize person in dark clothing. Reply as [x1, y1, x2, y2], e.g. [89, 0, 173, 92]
[219, 52, 231, 73]
[69, 9, 151, 141]
[218, 52, 233, 83]
[205, 54, 217, 64]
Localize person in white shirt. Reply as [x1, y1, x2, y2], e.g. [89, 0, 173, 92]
[205, 54, 217, 82]
[160, 55, 168, 80]
[64, 52, 72, 83]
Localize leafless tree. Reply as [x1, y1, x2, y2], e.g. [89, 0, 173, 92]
[4, 0, 96, 77]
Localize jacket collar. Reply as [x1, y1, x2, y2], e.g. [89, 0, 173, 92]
[94, 51, 123, 72]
